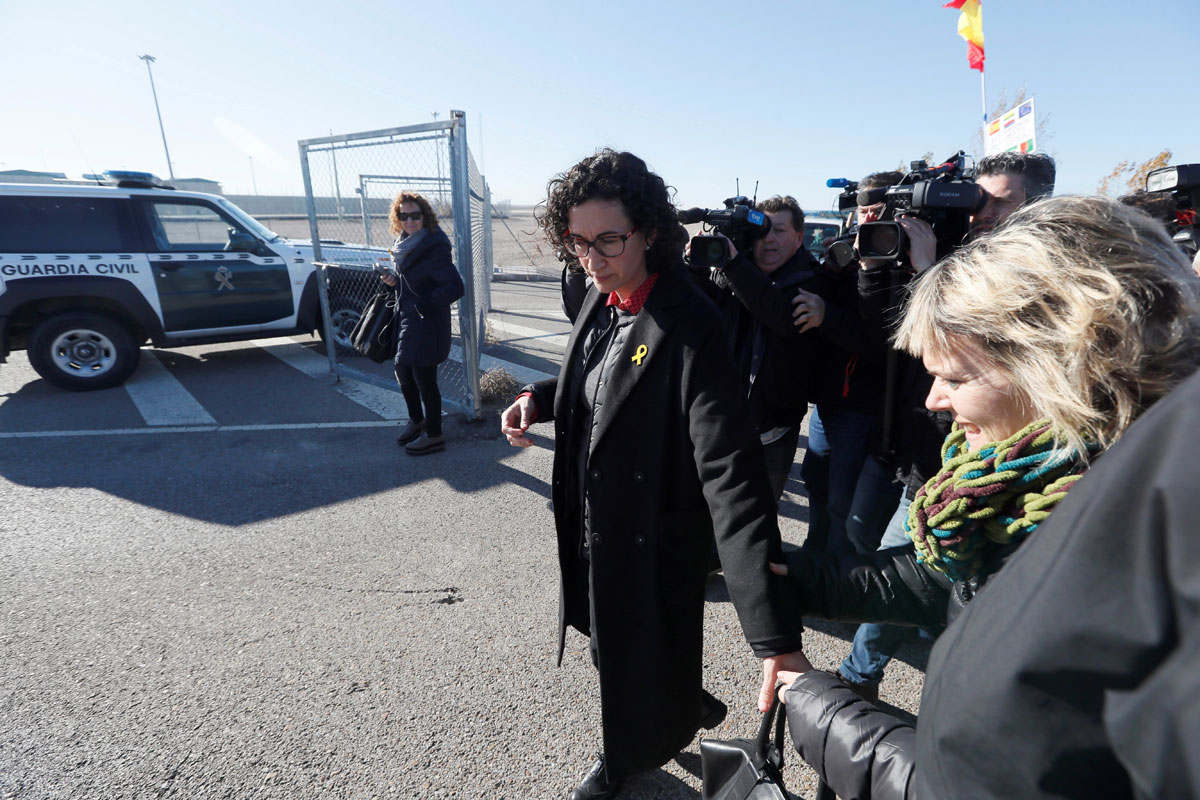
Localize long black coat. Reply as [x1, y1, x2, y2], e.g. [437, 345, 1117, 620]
[390, 227, 465, 367]
[526, 266, 802, 781]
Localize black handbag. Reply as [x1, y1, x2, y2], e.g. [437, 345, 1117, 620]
[349, 291, 396, 363]
[700, 696, 790, 799]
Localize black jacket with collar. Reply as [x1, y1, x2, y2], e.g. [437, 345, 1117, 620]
[706, 247, 833, 431]
[522, 265, 803, 781]
[807, 261, 887, 415]
[389, 227, 465, 367]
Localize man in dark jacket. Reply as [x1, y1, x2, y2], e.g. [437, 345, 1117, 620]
[702, 195, 834, 500]
[777, 365, 1200, 800]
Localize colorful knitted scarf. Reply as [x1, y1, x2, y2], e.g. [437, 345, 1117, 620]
[906, 420, 1090, 582]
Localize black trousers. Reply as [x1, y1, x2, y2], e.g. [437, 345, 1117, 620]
[394, 364, 442, 435]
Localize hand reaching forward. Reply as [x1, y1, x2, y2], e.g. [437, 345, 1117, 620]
[791, 289, 826, 333]
[759, 649, 814, 712]
[500, 395, 537, 448]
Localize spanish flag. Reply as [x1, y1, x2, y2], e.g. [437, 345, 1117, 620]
[945, 0, 985, 72]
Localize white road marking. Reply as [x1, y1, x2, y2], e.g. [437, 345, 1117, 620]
[487, 318, 570, 349]
[491, 308, 569, 316]
[0, 421, 402, 439]
[253, 336, 553, 411]
[251, 338, 404, 419]
[450, 346, 554, 385]
[123, 350, 217, 426]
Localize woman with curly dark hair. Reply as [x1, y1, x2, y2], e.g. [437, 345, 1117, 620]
[500, 149, 807, 799]
[380, 191, 464, 455]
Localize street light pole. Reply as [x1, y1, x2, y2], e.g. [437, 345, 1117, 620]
[137, 54, 175, 181]
[249, 156, 258, 195]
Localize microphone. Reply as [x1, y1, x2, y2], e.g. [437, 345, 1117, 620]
[826, 178, 851, 188]
[677, 207, 707, 224]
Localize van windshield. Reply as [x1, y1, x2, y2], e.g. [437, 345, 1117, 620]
[216, 198, 281, 243]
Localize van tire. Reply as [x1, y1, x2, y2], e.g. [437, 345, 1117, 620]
[28, 312, 141, 391]
[324, 296, 363, 355]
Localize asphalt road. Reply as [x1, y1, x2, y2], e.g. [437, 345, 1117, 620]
[0, 285, 928, 799]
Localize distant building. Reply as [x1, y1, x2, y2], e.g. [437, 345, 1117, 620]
[0, 169, 68, 184]
[172, 177, 223, 194]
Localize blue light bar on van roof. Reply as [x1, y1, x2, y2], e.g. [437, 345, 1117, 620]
[102, 170, 173, 189]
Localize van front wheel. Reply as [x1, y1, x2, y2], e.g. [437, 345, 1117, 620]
[28, 312, 141, 391]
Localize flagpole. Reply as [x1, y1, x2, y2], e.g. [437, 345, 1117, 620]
[981, 69, 987, 122]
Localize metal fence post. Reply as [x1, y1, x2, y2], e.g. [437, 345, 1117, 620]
[449, 110, 481, 419]
[299, 140, 339, 377]
[359, 176, 371, 247]
[482, 181, 494, 313]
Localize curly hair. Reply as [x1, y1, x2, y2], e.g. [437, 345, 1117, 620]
[895, 195, 1200, 460]
[535, 149, 688, 274]
[388, 192, 440, 236]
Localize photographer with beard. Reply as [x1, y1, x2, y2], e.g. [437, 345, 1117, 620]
[697, 195, 837, 501]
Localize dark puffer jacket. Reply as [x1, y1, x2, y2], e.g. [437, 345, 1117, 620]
[781, 368, 1200, 800]
[782, 539, 1019, 633]
[391, 227, 465, 367]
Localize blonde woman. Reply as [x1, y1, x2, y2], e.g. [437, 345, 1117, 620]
[772, 195, 1200, 798]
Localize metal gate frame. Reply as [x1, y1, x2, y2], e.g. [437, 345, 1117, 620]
[297, 110, 485, 419]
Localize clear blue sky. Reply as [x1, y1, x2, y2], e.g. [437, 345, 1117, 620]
[2, 0, 1196, 213]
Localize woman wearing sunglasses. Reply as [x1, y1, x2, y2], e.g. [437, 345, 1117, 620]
[379, 192, 464, 455]
[501, 150, 806, 800]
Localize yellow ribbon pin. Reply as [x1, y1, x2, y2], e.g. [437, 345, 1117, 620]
[631, 344, 648, 366]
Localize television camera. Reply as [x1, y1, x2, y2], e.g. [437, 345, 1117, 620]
[856, 151, 984, 262]
[679, 196, 771, 268]
[1146, 163, 1200, 260]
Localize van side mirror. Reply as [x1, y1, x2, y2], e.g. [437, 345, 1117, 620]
[226, 229, 260, 253]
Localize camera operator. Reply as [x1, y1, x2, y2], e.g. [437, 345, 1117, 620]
[697, 195, 834, 501]
[829, 151, 1057, 700]
[795, 171, 901, 555]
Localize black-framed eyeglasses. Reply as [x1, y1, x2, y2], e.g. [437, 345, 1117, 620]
[396, 211, 423, 221]
[562, 227, 639, 258]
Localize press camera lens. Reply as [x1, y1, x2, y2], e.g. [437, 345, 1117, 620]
[688, 235, 729, 269]
[858, 221, 905, 259]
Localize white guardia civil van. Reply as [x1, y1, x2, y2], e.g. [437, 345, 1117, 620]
[0, 171, 384, 390]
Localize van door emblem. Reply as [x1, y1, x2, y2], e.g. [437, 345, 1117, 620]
[215, 266, 235, 290]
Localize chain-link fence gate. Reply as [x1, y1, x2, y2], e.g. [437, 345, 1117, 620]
[297, 110, 492, 419]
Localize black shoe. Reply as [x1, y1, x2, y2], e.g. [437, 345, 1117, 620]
[569, 755, 622, 800]
[699, 688, 727, 729]
[396, 419, 425, 445]
[405, 433, 445, 455]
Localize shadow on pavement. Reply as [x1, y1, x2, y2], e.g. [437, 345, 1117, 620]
[0, 414, 550, 526]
